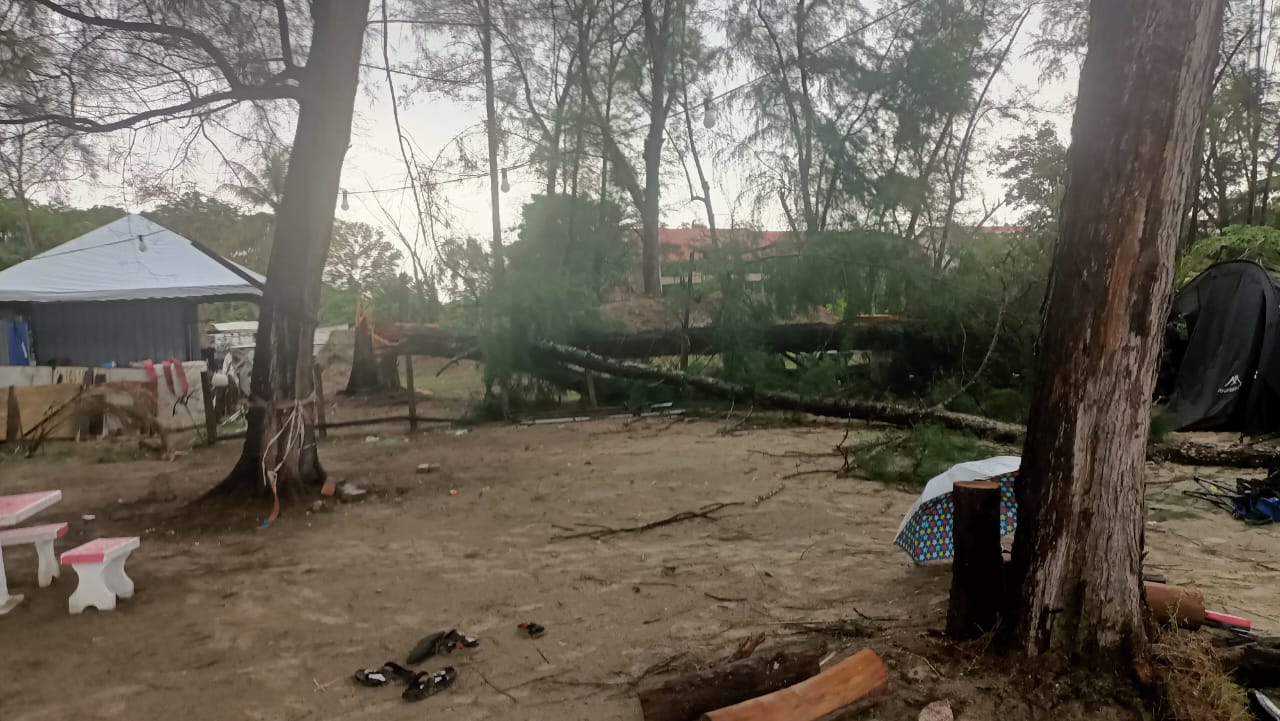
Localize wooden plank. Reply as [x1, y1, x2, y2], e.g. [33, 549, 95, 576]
[14, 384, 83, 440]
[3, 386, 19, 443]
[701, 648, 888, 721]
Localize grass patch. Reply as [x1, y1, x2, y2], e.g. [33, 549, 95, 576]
[843, 423, 998, 487]
[1152, 627, 1250, 721]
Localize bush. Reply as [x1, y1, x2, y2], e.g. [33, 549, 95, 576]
[846, 424, 998, 487]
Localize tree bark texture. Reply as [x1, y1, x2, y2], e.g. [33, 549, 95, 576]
[947, 480, 1004, 640]
[1004, 0, 1223, 668]
[636, 640, 826, 721]
[216, 0, 370, 500]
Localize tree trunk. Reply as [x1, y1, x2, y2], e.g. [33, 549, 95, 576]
[479, 0, 505, 281]
[1003, 0, 1223, 669]
[213, 0, 370, 501]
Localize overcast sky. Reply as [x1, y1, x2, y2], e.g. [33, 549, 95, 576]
[70, 8, 1078, 262]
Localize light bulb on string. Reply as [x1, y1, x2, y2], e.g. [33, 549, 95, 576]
[137, 234, 147, 253]
[340, 189, 350, 211]
[500, 168, 510, 193]
[702, 93, 717, 129]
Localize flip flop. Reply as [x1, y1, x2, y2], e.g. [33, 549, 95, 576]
[402, 666, 458, 702]
[354, 661, 414, 687]
[518, 622, 545, 638]
[406, 629, 480, 665]
[1251, 690, 1280, 721]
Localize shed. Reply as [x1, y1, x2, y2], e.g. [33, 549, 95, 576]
[0, 214, 264, 367]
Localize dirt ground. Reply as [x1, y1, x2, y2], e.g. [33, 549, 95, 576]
[2, 346, 1279, 720]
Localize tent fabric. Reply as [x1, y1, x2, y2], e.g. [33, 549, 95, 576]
[1168, 260, 1280, 434]
[0, 214, 264, 303]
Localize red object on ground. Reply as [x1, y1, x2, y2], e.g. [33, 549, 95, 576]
[1205, 610, 1253, 630]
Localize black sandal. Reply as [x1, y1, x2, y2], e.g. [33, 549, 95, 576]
[402, 666, 457, 701]
[406, 629, 480, 665]
[354, 661, 414, 687]
[518, 621, 545, 638]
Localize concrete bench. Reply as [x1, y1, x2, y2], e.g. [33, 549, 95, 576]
[0, 522, 68, 588]
[60, 537, 139, 614]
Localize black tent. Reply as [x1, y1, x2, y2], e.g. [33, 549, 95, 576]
[1167, 260, 1280, 433]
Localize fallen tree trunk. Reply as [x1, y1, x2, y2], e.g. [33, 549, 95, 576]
[534, 341, 1280, 467]
[383, 320, 912, 363]
[533, 341, 1025, 443]
[637, 640, 826, 721]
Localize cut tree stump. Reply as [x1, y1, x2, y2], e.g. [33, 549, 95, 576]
[701, 648, 888, 721]
[637, 640, 826, 721]
[947, 480, 1004, 640]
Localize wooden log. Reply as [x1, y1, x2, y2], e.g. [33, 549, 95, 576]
[1147, 440, 1280, 469]
[701, 648, 888, 721]
[947, 480, 1004, 639]
[1144, 581, 1205, 629]
[637, 640, 826, 721]
[1219, 636, 1280, 687]
[312, 364, 328, 440]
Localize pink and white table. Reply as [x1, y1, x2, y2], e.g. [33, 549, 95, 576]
[0, 491, 62, 614]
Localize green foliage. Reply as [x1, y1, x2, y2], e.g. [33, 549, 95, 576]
[1178, 225, 1280, 285]
[849, 424, 997, 487]
[994, 122, 1067, 230]
[146, 191, 273, 272]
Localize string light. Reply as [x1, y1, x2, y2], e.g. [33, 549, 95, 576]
[500, 168, 510, 193]
[702, 93, 717, 129]
[340, 189, 350, 211]
[137, 234, 147, 253]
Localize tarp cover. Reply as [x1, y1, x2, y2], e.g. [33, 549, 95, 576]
[0, 214, 264, 302]
[1168, 260, 1280, 433]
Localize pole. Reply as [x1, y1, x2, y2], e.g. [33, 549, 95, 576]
[405, 354, 418, 432]
[312, 364, 328, 440]
[199, 371, 217, 446]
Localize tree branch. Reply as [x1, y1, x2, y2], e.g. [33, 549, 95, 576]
[31, 0, 244, 88]
[0, 84, 299, 133]
[273, 0, 296, 68]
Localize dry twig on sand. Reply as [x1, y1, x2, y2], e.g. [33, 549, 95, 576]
[552, 487, 785, 541]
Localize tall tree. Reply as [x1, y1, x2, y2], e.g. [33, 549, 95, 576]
[1, 0, 373, 500]
[1004, 0, 1223, 668]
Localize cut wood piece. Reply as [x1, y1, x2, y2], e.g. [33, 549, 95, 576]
[701, 648, 888, 721]
[1144, 581, 1205, 629]
[947, 480, 1004, 640]
[1220, 636, 1280, 687]
[637, 640, 826, 721]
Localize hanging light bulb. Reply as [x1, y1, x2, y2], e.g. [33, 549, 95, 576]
[340, 189, 350, 211]
[500, 168, 510, 193]
[137, 234, 147, 253]
[702, 93, 717, 129]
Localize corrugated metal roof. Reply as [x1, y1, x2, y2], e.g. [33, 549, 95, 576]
[0, 214, 265, 302]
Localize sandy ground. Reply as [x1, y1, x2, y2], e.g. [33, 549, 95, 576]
[0, 409, 1278, 720]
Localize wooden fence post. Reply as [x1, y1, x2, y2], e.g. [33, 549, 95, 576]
[199, 371, 217, 445]
[312, 364, 328, 439]
[946, 480, 1004, 640]
[405, 354, 418, 432]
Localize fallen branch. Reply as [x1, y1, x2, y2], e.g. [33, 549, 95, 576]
[553, 486, 784, 541]
[552, 502, 743, 541]
[533, 341, 1025, 443]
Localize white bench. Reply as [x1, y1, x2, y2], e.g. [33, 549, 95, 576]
[60, 537, 139, 614]
[0, 522, 68, 588]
